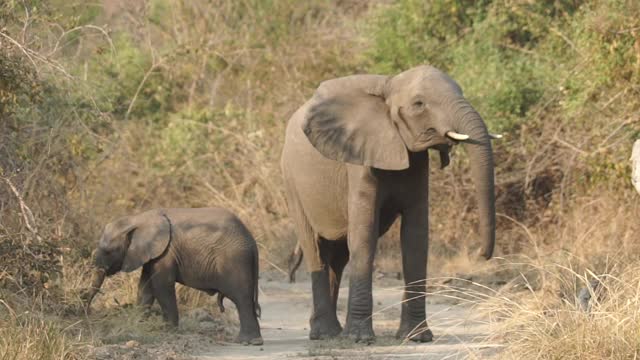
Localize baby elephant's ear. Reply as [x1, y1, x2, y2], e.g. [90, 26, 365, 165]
[121, 211, 171, 272]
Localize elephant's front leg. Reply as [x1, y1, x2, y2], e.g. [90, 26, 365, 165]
[396, 202, 432, 342]
[343, 174, 380, 343]
[150, 266, 179, 327]
[137, 263, 155, 309]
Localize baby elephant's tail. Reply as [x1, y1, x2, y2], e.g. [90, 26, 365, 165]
[253, 247, 261, 319]
[217, 293, 226, 313]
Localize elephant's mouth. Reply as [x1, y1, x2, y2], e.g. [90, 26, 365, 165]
[95, 258, 119, 276]
[411, 129, 450, 151]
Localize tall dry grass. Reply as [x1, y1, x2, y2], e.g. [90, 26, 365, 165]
[0, 314, 85, 360]
[466, 189, 640, 359]
[485, 262, 640, 359]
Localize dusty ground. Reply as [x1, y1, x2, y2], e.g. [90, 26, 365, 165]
[198, 270, 500, 360]
[89, 270, 501, 359]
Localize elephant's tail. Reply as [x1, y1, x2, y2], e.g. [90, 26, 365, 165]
[216, 292, 226, 313]
[287, 243, 304, 283]
[253, 247, 261, 319]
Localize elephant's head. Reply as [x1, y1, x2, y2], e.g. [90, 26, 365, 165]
[82, 211, 171, 307]
[302, 65, 498, 259]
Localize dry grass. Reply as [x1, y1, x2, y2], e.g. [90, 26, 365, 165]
[371, 189, 640, 358]
[0, 313, 86, 360]
[1, 257, 235, 358]
[464, 189, 640, 359]
[484, 262, 640, 359]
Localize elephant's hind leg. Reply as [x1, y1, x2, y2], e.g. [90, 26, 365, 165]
[327, 239, 349, 313]
[307, 238, 345, 340]
[284, 184, 341, 340]
[231, 292, 263, 345]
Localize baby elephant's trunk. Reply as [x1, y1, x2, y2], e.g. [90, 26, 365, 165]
[81, 268, 106, 311]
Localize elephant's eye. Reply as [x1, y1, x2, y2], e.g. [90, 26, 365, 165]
[412, 100, 426, 110]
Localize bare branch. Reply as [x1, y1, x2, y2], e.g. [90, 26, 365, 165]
[0, 30, 72, 78]
[2, 176, 41, 243]
[125, 58, 164, 121]
[49, 25, 115, 58]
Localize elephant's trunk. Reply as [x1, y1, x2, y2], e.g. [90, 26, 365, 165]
[82, 267, 106, 310]
[450, 101, 496, 260]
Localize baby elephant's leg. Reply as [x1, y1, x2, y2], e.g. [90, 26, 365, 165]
[137, 263, 155, 308]
[223, 270, 262, 345]
[150, 266, 179, 327]
[234, 293, 263, 345]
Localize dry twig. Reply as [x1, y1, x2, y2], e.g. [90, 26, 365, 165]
[2, 176, 41, 243]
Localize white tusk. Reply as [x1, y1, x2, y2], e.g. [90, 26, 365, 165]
[489, 133, 503, 139]
[446, 131, 469, 141]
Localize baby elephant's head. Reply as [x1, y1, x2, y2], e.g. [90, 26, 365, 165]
[95, 218, 130, 275]
[84, 211, 171, 308]
[95, 211, 171, 274]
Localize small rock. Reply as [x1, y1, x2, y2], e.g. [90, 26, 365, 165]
[124, 340, 139, 348]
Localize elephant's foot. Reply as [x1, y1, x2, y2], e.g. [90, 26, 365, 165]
[396, 321, 433, 343]
[163, 323, 179, 332]
[342, 319, 375, 344]
[235, 332, 264, 346]
[140, 305, 161, 318]
[309, 313, 342, 340]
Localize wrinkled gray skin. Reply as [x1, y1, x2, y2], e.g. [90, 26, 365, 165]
[280, 65, 496, 343]
[82, 208, 263, 345]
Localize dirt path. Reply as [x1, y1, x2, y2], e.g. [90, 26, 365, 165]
[196, 273, 501, 359]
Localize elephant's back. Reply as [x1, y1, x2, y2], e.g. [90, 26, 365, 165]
[166, 207, 257, 288]
[281, 103, 349, 240]
[164, 207, 256, 248]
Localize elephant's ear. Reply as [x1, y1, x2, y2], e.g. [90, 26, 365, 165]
[121, 211, 171, 273]
[301, 75, 409, 170]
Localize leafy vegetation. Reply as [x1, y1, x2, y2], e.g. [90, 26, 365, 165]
[1, 0, 639, 358]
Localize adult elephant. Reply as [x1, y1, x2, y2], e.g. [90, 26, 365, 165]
[280, 65, 498, 343]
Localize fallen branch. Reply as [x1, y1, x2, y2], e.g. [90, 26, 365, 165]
[2, 176, 42, 243]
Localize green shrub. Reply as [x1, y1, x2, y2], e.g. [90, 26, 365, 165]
[365, 0, 590, 131]
[367, 0, 492, 74]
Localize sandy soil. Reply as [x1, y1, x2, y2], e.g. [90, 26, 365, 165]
[194, 272, 502, 360]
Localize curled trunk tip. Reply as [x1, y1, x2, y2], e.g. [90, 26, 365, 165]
[82, 267, 106, 310]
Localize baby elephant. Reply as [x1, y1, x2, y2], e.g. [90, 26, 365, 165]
[82, 207, 263, 345]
